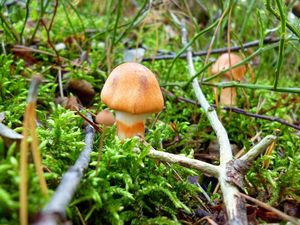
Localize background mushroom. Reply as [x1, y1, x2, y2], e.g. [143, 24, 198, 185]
[101, 62, 164, 140]
[211, 53, 246, 106]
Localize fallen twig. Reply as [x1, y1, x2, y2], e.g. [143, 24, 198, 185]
[32, 113, 96, 225]
[180, 19, 246, 224]
[146, 145, 220, 177]
[240, 193, 300, 225]
[163, 89, 300, 130]
[142, 37, 280, 61]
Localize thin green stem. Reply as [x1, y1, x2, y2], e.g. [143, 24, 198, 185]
[30, 0, 51, 43]
[110, 0, 123, 53]
[115, 0, 149, 44]
[265, 0, 300, 38]
[62, 0, 76, 34]
[201, 81, 300, 94]
[166, 19, 219, 81]
[0, 11, 20, 43]
[66, 0, 86, 34]
[20, 0, 31, 43]
[240, 0, 256, 36]
[184, 62, 214, 88]
[274, 0, 286, 89]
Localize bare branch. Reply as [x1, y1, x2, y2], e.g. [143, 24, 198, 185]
[147, 146, 220, 177]
[239, 135, 277, 163]
[32, 113, 96, 225]
[180, 20, 247, 225]
[142, 37, 280, 61]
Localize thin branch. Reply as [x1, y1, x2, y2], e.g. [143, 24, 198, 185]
[240, 193, 300, 225]
[142, 37, 280, 61]
[163, 89, 300, 130]
[57, 68, 64, 98]
[181, 20, 233, 166]
[32, 113, 96, 225]
[41, 0, 60, 63]
[239, 135, 277, 163]
[180, 19, 247, 225]
[146, 145, 220, 177]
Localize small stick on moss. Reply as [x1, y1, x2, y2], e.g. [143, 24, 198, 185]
[20, 75, 48, 225]
[180, 19, 247, 224]
[240, 193, 300, 225]
[57, 68, 64, 98]
[142, 37, 280, 61]
[145, 145, 220, 177]
[32, 113, 95, 225]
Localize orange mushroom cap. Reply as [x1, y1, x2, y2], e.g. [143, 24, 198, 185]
[211, 53, 246, 81]
[101, 62, 164, 114]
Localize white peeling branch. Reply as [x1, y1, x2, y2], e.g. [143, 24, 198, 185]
[180, 20, 247, 225]
[239, 135, 276, 163]
[181, 22, 232, 166]
[32, 114, 95, 225]
[147, 146, 220, 177]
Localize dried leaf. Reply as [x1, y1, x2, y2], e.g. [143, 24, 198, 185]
[12, 46, 39, 65]
[67, 79, 96, 105]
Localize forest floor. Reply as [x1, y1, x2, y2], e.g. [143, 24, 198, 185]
[0, 1, 299, 225]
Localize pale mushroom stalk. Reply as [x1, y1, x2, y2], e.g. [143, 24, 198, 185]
[115, 111, 149, 139]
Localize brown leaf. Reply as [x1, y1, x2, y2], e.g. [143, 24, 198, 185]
[67, 79, 96, 106]
[12, 46, 39, 65]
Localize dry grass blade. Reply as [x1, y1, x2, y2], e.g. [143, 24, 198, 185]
[19, 76, 48, 225]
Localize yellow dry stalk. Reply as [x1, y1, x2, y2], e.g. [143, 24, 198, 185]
[20, 106, 30, 225]
[19, 101, 48, 225]
[262, 140, 276, 169]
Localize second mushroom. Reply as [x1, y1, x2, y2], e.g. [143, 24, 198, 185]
[211, 53, 246, 106]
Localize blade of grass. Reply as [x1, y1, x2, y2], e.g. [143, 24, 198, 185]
[65, 0, 86, 34]
[265, 0, 300, 38]
[0, 11, 20, 43]
[30, 0, 51, 43]
[166, 19, 219, 81]
[273, 0, 286, 89]
[20, 0, 31, 43]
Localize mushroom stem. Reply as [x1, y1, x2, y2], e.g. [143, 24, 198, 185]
[115, 111, 148, 139]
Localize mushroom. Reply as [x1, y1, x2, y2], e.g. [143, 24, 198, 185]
[211, 53, 246, 106]
[101, 62, 164, 140]
[95, 109, 115, 126]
